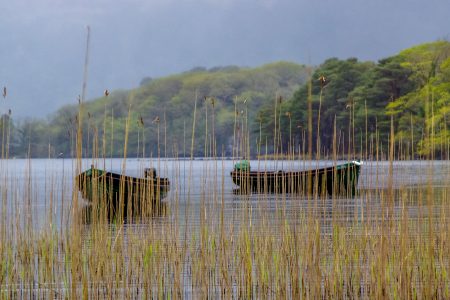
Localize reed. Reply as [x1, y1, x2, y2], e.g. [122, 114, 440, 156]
[0, 77, 449, 299]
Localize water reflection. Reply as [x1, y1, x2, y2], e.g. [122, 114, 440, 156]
[79, 201, 169, 225]
[0, 158, 449, 231]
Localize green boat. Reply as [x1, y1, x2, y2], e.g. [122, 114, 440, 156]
[77, 165, 170, 210]
[230, 160, 362, 197]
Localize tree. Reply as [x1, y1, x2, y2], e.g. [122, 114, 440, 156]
[284, 58, 374, 156]
[386, 41, 450, 157]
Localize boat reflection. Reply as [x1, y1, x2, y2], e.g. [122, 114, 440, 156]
[80, 201, 168, 224]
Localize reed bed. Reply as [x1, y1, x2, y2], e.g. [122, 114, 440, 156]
[0, 94, 449, 299]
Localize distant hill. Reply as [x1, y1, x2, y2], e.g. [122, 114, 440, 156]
[6, 61, 309, 157]
[4, 41, 450, 159]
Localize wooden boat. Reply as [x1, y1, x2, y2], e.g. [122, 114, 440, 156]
[77, 165, 170, 210]
[230, 160, 362, 197]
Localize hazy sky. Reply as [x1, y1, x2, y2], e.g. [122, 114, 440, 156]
[1, 0, 449, 118]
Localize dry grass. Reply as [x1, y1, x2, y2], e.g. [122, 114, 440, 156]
[0, 93, 449, 299]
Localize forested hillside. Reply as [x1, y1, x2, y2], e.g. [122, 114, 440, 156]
[268, 41, 450, 159]
[2, 62, 309, 158]
[1, 41, 449, 159]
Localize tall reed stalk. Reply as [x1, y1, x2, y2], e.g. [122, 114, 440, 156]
[0, 72, 449, 298]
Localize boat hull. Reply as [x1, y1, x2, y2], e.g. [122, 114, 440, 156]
[77, 167, 170, 211]
[230, 161, 361, 197]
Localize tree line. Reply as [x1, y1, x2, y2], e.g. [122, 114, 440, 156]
[1, 41, 449, 159]
[256, 41, 450, 159]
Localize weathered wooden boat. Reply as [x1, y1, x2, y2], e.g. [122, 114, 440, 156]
[230, 160, 362, 197]
[77, 165, 170, 210]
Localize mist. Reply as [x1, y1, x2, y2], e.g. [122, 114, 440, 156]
[1, 0, 448, 118]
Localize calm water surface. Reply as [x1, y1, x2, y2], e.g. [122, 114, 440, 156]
[1, 158, 449, 233]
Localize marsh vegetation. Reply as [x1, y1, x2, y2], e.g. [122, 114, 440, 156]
[0, 40, 449, 298]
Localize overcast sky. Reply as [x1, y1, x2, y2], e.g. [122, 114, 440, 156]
[1, 0, 449, 118]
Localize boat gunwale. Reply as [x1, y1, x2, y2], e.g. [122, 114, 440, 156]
[230, 161, 361, 178]
[79, 168, 170, 188]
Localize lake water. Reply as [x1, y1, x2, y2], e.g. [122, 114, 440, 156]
[1, 158, 449, 298]
[1, 158, 449, 233]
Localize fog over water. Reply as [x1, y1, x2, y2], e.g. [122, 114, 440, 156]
[1, 0, 449, 118]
